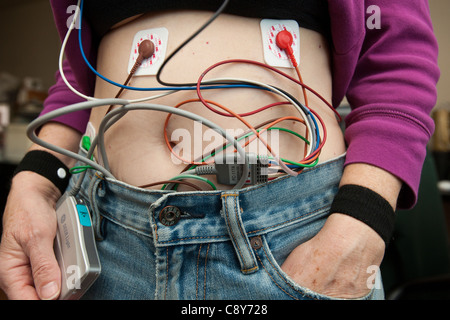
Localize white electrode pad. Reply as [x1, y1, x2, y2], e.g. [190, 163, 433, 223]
[127, 27, 169, 76]
[260, 19, 300, 68]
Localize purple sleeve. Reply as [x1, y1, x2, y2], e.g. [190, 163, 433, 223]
[40, 59, 91, 134]
[340, 1, 439, 209]
[40, 0, 96, 134]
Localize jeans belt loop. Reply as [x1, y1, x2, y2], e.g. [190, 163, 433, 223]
[221, 191, 259, 275]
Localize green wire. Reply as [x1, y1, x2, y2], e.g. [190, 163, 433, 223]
[69, 135, 94, 174]
[274, 155, 319, 168]
[70, 165, 94, 174]
[188, 127, 311, 170]
[70, 128, 315, 183]
[267, 127, 310, 144]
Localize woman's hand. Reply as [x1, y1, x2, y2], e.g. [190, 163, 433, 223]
[281, 213, 385, 299]
[282, 162, 402, 298]
[0, 172, 62, 300]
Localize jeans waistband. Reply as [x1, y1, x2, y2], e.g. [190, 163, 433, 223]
[74, 154, 345, 246]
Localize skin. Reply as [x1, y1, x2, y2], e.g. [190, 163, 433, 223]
[0, 127, 399, 299]
[0, 11, 401, 299]
[0, 124, 81, 299]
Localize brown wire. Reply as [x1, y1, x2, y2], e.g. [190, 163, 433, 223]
[138, 180, 203, 191]
[105, 39, 155, 114]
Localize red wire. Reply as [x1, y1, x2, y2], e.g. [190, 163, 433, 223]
[195, 59, 329, 160]
[294, 64, 309, 157]
[240, 116, 306, 149]
[204, 101, 294, 117]
[196, 59, 342, 122]
[163, 60, 330, 169]
[163, 98, 277, 165]
[164, 100, 325, 167]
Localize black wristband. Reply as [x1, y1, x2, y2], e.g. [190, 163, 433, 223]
[14, 150, 71, 195]
[329, 184, 395, 246]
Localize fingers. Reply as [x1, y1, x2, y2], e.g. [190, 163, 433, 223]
[0, 220, 61, 300]
[0, 171, 63, 300]
[0, 243, 39, 300]
[24, 229, 62, 300]
[280, 214, 385, 299]
[30, 248, 61, 300]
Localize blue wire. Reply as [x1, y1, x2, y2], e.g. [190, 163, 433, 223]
[308, 110, 321, 151]
[77, 0, 258, 92]
[76, 0, 321, 160]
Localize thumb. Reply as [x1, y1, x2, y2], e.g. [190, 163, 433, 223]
[27, 236, 61, 300]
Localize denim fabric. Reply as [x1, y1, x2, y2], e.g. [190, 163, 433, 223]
[68, 154, 384, 300]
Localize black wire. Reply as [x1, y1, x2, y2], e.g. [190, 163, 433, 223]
[154, 0, 295, 96]
[153, 0, 316, 159]
[156, 0, 231, 88]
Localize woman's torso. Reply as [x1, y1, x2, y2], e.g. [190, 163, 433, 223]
[89, 10, 346, 189]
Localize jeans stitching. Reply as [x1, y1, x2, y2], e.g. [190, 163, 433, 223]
[99, 214, 152, 237]
[196, 244, 202, 300]
[232, 196, 257, 272]
[260, 244, 314, 299]
[165, 248, 169, 300]
[247, 205, 330, 235]
[253, 244, 319, 300]
[204, 243, 210, 300]
[253, 249, 299, 300]
[223, 196, 245, 269]
[88, 175, 105, 240]
[98, 154, 343, 200]
[258, 243, 376, 300]
[154, 205, 330, 244]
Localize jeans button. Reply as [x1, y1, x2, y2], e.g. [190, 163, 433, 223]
[159, 205, 181, 226]
[250, 236, 262, 250]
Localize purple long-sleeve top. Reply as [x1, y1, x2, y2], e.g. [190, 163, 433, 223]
[42, 0, 439, 209]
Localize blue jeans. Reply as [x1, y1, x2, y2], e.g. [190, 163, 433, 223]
[70, 154, 384, 300]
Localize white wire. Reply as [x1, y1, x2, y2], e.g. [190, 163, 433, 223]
[59, 0, 93, 101]
[27, 98, 250, 190]
[56, 2, 314, 179]
[201, 77, 318, 177]
[59, 0, 179, 103]
[211, 77, 314, 157]
[27, 98, 129, 178]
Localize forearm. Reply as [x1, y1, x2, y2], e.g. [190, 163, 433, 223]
[1, 123, 82, 300]
[12, 122, 82, 199]
[279, 163, 402, 298]
[339, 163, 402, 211]
[28, 122, 82, 168]
[328, 162, 402, 249]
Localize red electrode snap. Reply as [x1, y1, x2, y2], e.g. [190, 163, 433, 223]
[275, 30, 298, 67]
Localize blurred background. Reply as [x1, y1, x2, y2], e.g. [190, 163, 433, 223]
[0, 0, 449, 300]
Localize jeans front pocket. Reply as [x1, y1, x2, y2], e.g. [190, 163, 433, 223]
[250, 215, 379, 300]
